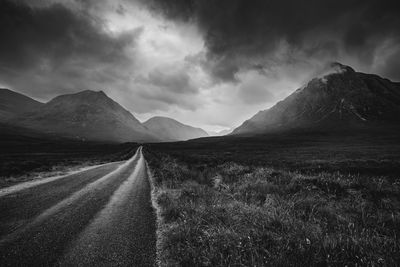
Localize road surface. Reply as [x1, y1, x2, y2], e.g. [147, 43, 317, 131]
[0, 146, 156, 266]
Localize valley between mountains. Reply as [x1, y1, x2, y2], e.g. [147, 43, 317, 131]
[1, 62, 399, 145]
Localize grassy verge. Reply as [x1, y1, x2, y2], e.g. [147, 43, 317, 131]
[144, 147, 400, 266]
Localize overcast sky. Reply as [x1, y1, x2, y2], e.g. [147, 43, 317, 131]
[1, 0, 399, 131]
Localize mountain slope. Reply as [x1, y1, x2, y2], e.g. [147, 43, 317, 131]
[15, 90, 158, 143]
[232, 63, 400, 135]
[143, 116, 208, 141]
[0, 89, 43, 120]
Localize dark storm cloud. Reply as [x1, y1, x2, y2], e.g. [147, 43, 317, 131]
[145, 68, 198, 94]
[0, 0, 133, 69]
[0, 0, 139, 98]
[134, 67, 200, 111]
[139, 0, 400, 81]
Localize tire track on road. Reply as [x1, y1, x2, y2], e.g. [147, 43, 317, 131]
[0, 161, 123, 237]
[59, 146, 156, 266]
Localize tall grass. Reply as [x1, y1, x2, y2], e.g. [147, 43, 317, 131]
[145, 149, 400, 266]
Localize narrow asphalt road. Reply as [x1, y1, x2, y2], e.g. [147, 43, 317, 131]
[0, 146, 156, 266]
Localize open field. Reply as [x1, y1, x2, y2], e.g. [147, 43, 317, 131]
[147, 130, 400, 177]
[145, 131, 400, 266]
[0, 134, 138, 188]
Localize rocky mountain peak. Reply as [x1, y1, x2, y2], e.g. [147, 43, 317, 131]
[232, 64, 400, 135]
[328, 62, 355, 73]
[313, 62, 355, 83]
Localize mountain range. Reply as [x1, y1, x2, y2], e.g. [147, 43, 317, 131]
[232, 63, 400, 135]
[1, 62, 399, 143]
[0, 89, 208, 143]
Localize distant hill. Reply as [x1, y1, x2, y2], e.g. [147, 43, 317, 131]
[18, 90, 159, 143]
[0, 89, 43, 120]
[143, 116, 208, 141]
[0, 90, 159, 143]
[232, 63, 400, 135]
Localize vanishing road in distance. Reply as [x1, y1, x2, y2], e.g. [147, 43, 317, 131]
[0, 146, 156, 266]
